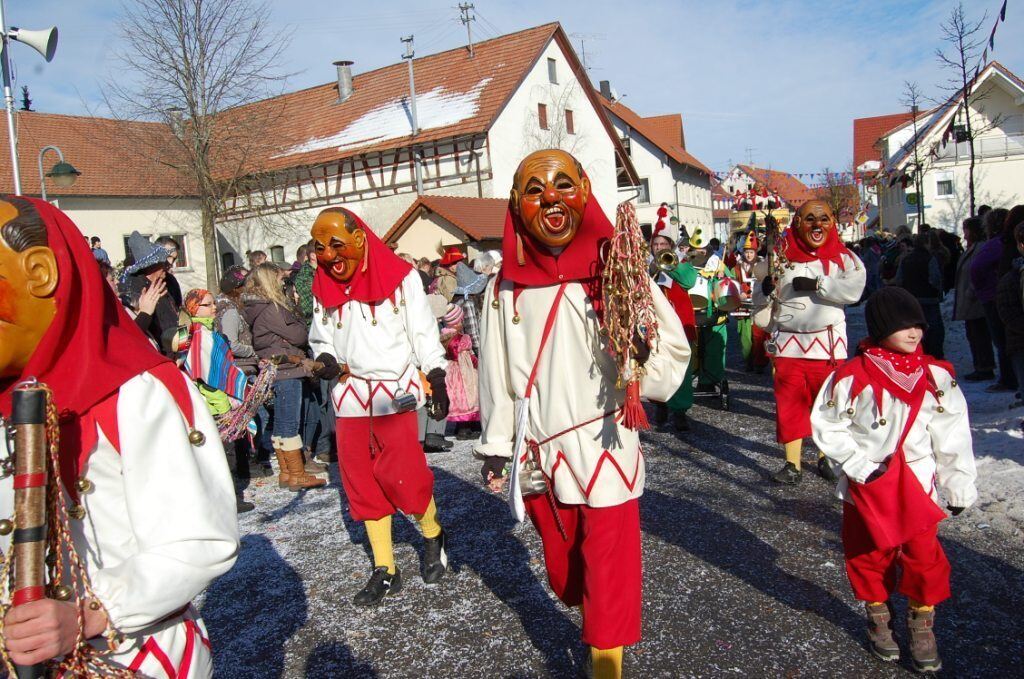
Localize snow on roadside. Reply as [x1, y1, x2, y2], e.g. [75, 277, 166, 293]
[939, 301, 1024, 536]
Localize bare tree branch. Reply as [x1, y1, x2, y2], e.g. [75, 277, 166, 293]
[103, 0, 294, 288]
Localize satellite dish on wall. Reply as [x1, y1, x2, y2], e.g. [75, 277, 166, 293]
[9, 26, 58, 62]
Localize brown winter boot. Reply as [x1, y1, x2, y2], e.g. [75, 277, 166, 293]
[864, 602, 900, 662]
[907, 606, 942, 673]
[274, 450, 291, 489]
[302, 449, 328, 474]
[282, 449, 327, 490]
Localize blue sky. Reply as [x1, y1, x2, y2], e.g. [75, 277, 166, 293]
[11, 0, 1023, 178]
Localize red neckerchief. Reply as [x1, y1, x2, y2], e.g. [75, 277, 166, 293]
[499, 190, 612, 316]
[782, 225, 851, 275]
[0, 197, 169, 497]
[831, 339, 954, 416]
[311, 209, 412, 308]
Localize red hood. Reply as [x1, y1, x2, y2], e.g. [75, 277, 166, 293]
[311, 210, 412, 307]
[499, 191, 613, 288]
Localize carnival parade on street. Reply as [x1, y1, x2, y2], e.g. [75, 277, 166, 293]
[1, 1, 1023, 677]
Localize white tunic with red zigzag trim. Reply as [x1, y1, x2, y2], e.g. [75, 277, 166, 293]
[771, 251, 865, 360]
[476, 279, 690, 507]
[1, 371, 238, 677]
[308, 270, 447, 418]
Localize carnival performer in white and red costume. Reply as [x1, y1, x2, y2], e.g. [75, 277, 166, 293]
[476, 150, 689, 678]
[307, 207, 450, 606]
[0, 196, 238, 677]
[767, 200, 865, 484]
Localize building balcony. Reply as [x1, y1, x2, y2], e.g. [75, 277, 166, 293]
[933, 133, 1024, 163]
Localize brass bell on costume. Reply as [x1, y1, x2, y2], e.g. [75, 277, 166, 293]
[52, 584, 74, 601]
[937, 406, 945, 413]
[69, 505, 87, 520]
[879, 418, 887, 426]
[826, 400, 836, 408]
[846, 408, 855, 416]
[76, 478, 93, 493]
[188, 429, 206, 446]
[512, 315, 521, 325]
[0, 519, 12, 535]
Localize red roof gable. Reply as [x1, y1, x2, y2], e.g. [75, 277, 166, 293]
[385, 194, 508, 243]
[852, 113, 914, 170]
[736, 164, 815, 209]
[598, 94, 712, 176]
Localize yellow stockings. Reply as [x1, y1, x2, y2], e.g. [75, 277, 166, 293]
[591, 646, 623, 679]
[364, 515, 395, 574]
[784, 440, 803, 469]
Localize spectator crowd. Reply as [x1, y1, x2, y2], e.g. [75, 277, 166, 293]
[100, 232, 504, 514]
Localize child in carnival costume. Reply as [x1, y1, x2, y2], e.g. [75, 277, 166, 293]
[811, 287, 976, 673]
[177, 288, 263, 512]
[476, 149, 689, 678]
[665, 228, 734, 414]
[439, 303, 480, 438]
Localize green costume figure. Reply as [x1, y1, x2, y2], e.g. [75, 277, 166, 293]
[663, 229, 732, 425]
[731, 232, 770, 372]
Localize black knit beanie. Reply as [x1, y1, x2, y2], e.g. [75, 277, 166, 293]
[865, 286, 928, 342]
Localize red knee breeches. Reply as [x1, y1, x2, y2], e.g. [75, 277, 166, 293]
[842, 504, 951, 606]
[336, 411, 434, 522]
[524, 495, 642, 650]
[772, 356, 836, 443]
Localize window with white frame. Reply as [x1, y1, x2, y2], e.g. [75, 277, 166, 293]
[935, 173, 954, 199]
[269, 245, 286, 263]
[638, 178, 651, 204]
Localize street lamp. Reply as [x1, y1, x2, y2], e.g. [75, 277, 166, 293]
[38, 145, 80, 201]
[0, 0, 58, 194]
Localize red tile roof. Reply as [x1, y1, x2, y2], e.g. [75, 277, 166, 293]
[225, 22, 636, 185]
[385, 194, 508, 243]
[736, 164, 815, 209]
[643, 114, 686, 150]
[0, 112, 196, 197]
[852, 112, 914, 170]
[597, 94, 712, 176]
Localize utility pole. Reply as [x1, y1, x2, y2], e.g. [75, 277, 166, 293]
[401, 35, 423, 194]
[458, 3, 475, 58]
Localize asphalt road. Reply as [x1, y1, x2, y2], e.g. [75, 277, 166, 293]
[198, 332, 1024, 678]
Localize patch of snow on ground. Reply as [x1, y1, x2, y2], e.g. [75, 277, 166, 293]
[278, 77, 493, 157]
[938, 299, 1024, 536]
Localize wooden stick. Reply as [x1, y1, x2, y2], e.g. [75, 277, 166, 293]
[11, 385, 48, 679]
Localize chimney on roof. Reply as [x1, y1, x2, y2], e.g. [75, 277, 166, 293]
[599, 80, 612, 99]
[334, 60, 354, 103]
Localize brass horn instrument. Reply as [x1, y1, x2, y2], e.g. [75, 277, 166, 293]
[649, 249, 679, 276]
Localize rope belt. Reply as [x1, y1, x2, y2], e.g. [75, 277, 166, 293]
[524, 406, 623, 541]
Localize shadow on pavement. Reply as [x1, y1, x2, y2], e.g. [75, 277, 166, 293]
[640, 488, 864, 642]
[305, 641, 379, 678]
[432, 467, 586, 677]
[202, 534, 315, 678]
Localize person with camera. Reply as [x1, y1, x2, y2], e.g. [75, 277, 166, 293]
[307, 206, 451, 606]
